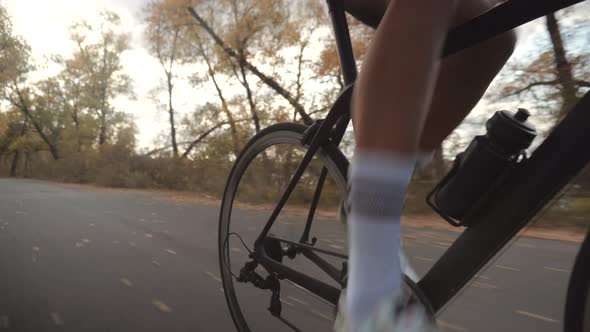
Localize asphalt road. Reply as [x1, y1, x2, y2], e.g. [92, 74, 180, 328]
[0, 178, 583, 331]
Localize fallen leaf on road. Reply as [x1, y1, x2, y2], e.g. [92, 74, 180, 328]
[152, 300, 172, 313]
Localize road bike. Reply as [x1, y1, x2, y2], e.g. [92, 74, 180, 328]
[201, 0, 590, 330]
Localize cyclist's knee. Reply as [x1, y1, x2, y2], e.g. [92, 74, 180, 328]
[500, 29, 518, 60]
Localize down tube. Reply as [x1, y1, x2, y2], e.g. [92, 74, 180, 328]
[418, 92, 590, 312]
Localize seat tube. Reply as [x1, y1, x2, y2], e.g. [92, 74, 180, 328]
[326, 0, 358, 85]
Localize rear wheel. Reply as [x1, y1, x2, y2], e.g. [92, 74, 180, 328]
[564, 229, 590, 332]
[218, 123, 349, 331]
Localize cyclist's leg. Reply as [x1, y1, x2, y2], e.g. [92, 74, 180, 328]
[344, 0, 458, 329]
[419, 0, 517, 151]
[344, 0, 517, 152]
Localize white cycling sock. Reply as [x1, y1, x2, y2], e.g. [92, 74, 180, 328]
[346, 150, 416, 329]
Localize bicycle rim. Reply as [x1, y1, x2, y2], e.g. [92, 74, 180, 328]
[218, 123, 348, 332]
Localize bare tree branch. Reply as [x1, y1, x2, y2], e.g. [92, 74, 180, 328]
[187, 7, 313, 125]
[180, 121, 230, 159]
[193, 36, 241, 157]
[506, 79, 560, 96]
[9, 82, 59, 160]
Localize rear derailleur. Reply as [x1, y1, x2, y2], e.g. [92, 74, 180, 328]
[237, 259, 283, 317]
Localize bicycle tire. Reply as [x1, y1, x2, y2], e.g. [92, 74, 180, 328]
[565, 228, 590, 332]
[218, 122, 349, 332]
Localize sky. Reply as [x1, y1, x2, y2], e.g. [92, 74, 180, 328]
[2, 0, 589, 152]
[2, 0, 187, 150]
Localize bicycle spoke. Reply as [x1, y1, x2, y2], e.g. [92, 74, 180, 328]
[256, 144, 318, 244]
[219, 124, 348, 331]
[300, 167, 329, 244]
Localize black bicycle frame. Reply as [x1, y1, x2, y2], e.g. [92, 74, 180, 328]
[253, 0, 589, 311]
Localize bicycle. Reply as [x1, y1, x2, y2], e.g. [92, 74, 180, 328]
[190, 0, 590, 330]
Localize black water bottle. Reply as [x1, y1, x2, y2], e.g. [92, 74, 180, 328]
[433, 109, 537, 222]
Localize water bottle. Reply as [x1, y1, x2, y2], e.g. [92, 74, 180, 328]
[432, 109, 537, 223]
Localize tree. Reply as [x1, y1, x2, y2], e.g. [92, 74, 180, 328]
[0, 16, 60, 160]
[69, 11, 133, 145]
[498, 12, 589, 125]
[144, 0, 192, 158]
[189, 33, 243, 157]
[52, 53, 95, 153]
[545, 13, 587, 117]
[187, 3, 314, 125]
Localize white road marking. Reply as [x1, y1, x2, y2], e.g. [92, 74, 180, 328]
[433, 241, 452, 247]
[32, 255, 37, 263]
[81, 238, 91, 244]
[414, 256, 434, 262]
[89, 223, 95, 227]
[515, 243, 536, 248]
[120, 278, 133, 287]
[145, 233, 153, 238]
[329, 244, 344, 250]
[75, 242, 84, 248]
[476, 274, 491, 280]
[50, 312, 63, 325]
[0, 315, 9, 328]
[152, 260, 161, 267]
[15, 211, 28, 215]
[515, 310, 558, 323]
[309, 309, 332, 321]
[495, 264, 520, 272]
[438, 320, 467, 331]
[280, 298, 294, 307]
[472, 281, 498, 290]
[205, 271, 222, 283]
[544, 266, 570, 273]
[139, 218, 146, 222]
[166, 249, 177, 255]
[287, 296, 309, 306]
[32, 246, 40, 252]
[152, 300, 172, 313]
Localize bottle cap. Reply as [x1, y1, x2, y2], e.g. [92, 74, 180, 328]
[486, 108, 537, 153]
